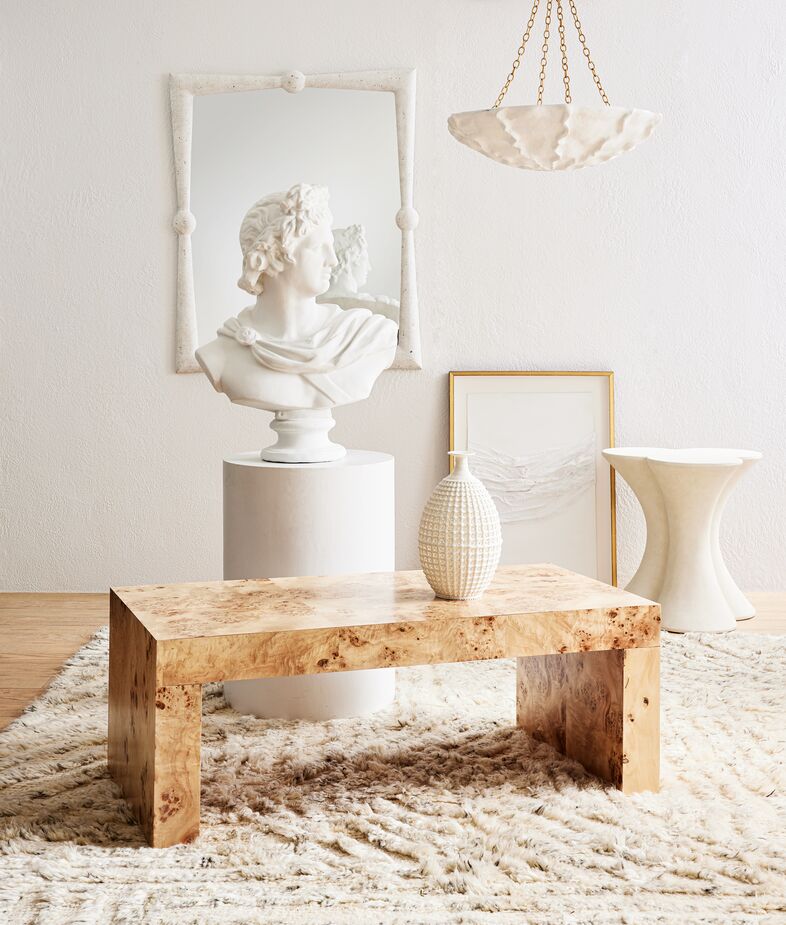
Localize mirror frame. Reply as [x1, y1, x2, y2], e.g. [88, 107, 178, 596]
[170, 69, 421, 372]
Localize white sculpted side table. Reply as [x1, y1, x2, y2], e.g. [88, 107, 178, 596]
[601, 450, 669, 601]
[709, 450, 763, 620]
[604, 448, 762, 633]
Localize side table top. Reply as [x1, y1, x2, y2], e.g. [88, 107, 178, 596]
[112, 564, 658, 643]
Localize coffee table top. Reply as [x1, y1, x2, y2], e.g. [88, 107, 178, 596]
[112, 563, 657, 642]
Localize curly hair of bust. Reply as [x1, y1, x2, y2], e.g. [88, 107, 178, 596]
[238, 184, 332, 295]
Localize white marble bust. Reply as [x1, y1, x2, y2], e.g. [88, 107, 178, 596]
[196, 185, 398, 462]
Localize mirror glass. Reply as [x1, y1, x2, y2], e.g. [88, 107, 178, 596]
[191, 88, 402, 346]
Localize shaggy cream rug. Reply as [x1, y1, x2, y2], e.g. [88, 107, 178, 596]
[0, 630, 784, 925]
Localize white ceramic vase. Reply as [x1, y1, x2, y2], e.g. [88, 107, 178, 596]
[418, 451, 502, 600]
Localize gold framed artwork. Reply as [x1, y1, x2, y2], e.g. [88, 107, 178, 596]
[450, 371, 617, 585]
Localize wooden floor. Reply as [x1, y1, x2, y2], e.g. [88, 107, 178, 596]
[0, 591, 784, 732]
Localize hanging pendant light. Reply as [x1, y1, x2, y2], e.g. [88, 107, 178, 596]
[448, 0, 661, 171]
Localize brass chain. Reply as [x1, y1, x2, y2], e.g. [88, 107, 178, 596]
[556, 0, 571, 104]
[536, 0, 553, 105]
[567, 0, 610, 105]
[492, 0, 541, 109]
[491, 0, 609, 109]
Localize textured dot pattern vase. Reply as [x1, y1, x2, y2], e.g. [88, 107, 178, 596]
[418, 451, 502, 601]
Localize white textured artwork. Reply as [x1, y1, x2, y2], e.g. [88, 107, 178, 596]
[469, 434, 596, 524]
[452, 375, 614, 583]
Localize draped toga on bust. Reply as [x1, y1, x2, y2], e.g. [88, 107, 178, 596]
[217, 305, 397, 405]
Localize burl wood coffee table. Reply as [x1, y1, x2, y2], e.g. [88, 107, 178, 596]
[108, 564, 661, 847]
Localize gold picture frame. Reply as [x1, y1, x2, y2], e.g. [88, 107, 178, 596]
[450, 370, 617, 586]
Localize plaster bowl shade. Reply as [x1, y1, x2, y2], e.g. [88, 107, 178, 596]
[447, 104, 661, 171]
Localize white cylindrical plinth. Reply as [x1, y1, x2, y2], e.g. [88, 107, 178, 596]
[223, 450, 395, 720]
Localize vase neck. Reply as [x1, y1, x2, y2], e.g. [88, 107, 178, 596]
[448, 451, 473, 481]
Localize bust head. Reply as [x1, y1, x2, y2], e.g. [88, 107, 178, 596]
[238, 184, 336, 298]
[330, 224, 371, 293]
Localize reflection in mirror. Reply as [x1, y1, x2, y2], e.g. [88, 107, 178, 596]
[191, 88, 402, 348]
[317, 224, 399, 322]
[171, 71, 420, 371]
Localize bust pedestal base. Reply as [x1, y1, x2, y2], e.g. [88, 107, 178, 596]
[261, 409, 345, 463]
[223, 450, 395, 719]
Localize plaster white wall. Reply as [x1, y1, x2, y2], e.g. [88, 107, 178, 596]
[1, 0, 785, 591]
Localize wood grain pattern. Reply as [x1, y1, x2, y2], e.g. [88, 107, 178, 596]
[108, 592, 201, 847]
[619, 647, 660, 793]
[105, 564, 662, 844]
[108, 592, 156, 840]
[1, 588, 781, 727]
[516, 646, 659, 793]
[114, 565, 651, 640]
[156, 604, 660, 687]
[112, 565, 661, 687]
[149, 682, 202, 847]
[0, 593, 106, 730]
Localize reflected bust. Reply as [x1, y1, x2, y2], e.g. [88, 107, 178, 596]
[318, 224, 400, 322]
[196, 184, 398, 462]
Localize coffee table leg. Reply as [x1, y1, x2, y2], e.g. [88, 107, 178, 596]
[108, 594, 202, 846]
[516, 647, 659, 793]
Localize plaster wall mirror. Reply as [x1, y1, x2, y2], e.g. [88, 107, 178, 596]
[170, 70, 421, 372]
